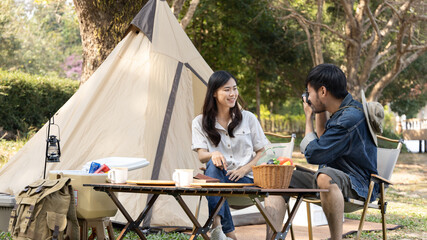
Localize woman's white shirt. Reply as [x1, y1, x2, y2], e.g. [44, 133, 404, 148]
[192, 110, 269, 178]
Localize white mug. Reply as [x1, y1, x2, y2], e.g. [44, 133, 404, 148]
[172, 169, 194, 187]
[107, 167, 128, 184]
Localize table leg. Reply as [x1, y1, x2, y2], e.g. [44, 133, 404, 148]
[105, 190, 159, 240]
[281, 195, 303, 238]
[252, 197, 280, 238]
[173, 194, 226, 240]
[252, 195, 304, 240]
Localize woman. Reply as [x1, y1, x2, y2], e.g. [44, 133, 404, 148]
[192, 70, 269, 240]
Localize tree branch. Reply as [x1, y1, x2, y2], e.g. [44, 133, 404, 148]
[401, 47, 427, 69]
[380, 0, 412, 37]
[372, 52, 396, 70]
[406, 44, 427, 52]
[365, 2, 381, 38]
[340, 0, 358, 29]
[171, 0, 185, 18]
[180, 0, 200, 30]
[275, 6, 357, 46]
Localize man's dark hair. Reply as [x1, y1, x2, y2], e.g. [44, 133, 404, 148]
[305, 63, 348, 99]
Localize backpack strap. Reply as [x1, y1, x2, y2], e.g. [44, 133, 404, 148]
[8, 202, 20, 232]
[65, 184, 80, 240]
[20, 198, 38, 234]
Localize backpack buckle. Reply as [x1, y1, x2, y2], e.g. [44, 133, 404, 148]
[35, 186, 44, 194]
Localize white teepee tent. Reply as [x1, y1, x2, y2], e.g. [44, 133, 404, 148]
[0, 0, 212, 227]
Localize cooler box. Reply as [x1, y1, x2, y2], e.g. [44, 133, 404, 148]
[49, 170, 118, 219]
[49, 157, 148, 219]
[0, 193, 15, 232]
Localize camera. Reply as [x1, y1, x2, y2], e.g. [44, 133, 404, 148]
[301, 92, 308, 102]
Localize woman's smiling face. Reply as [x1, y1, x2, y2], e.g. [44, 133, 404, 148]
[214, 78, 238, 109]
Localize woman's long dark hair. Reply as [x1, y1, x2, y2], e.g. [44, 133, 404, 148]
[202, 71, 242, 147]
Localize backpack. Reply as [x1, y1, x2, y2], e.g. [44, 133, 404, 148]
[8, 178, 80, 240]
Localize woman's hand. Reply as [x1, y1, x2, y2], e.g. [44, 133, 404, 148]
[211, 151, 227, 171]
[226, 165, 250, 182]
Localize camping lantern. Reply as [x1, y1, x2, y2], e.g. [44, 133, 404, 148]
[46, 135, 60, 162]
[43, 116, 61, 178]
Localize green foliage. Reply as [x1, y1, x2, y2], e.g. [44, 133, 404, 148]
[260, 98, 306, 134]
[187, 0, 312, 112]
[0, 232, 11, 240]
[0, 0, 82, 78]
[0, 0, 24, 70]
[0, 69, 78, 134]
[384, 54, 427, 118]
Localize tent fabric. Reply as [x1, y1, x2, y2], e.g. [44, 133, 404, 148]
[0, 0, 212, 227]
[151, 61, 183, 181]
[131, 0, 157, 42]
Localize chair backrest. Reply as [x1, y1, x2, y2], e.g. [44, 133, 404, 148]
[256, 133, 296, 166]
[263, 139, 295, 159]
[376, 147, 401, 181]
[376, 136, 403, 181]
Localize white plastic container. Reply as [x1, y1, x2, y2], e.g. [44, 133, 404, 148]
[49, 170, 118, 219]
[81, 157, 149, 172]
[0, 193, 15, 232]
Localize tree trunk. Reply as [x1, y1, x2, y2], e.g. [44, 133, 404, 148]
[343, 0, 365, 98]
[313, 0, 324, 65]
[73, 0, 148, 83]
[255, 61, 261, 121]
[73, 0, 199, 83]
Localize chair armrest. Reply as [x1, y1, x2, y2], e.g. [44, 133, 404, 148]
[295, 164, 316, 174]
[264, 132, 293, 139]
[376, 135, 401, 143]
[371, 174, 393, 185]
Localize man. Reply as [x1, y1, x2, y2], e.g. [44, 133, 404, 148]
[265, 64, 378, 240]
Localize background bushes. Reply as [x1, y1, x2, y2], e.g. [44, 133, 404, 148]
[0, 69, 78, 136]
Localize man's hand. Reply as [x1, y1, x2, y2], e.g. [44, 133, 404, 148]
[303, 95, 315, 135]
[211, 151, 227, 171]
[303, 96, 313, 118]
[226, 166, 250, 182]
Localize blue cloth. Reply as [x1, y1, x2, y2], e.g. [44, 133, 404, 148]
[300, 93, 378, 201]
[204, 160, 254, 234]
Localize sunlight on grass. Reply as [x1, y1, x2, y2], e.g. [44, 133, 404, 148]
[0, 139, 26, 169]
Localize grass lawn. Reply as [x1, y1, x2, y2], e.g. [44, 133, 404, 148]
[291, 149, 427, 240]
[1, 139, 426, 239]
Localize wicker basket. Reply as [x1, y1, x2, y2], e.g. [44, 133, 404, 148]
[252, 165, 294, 189]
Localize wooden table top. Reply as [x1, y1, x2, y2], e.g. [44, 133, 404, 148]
[84, 183, 328, 197]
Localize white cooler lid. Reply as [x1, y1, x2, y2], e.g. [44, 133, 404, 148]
[0, 193, 15, 207]
[82, 157, 149, 172]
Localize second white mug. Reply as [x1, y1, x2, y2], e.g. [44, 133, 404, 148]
[107, 167, 128, 184]
[172, 169, 194, 187]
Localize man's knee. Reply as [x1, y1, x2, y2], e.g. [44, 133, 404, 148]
[317, 173, 332, 189]
[265, 195, 286, 208]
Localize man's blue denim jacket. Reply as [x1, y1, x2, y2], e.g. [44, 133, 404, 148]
[300, 93, 378, 201]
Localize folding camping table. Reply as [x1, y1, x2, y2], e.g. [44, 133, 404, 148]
[84, 183, 328, 240]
